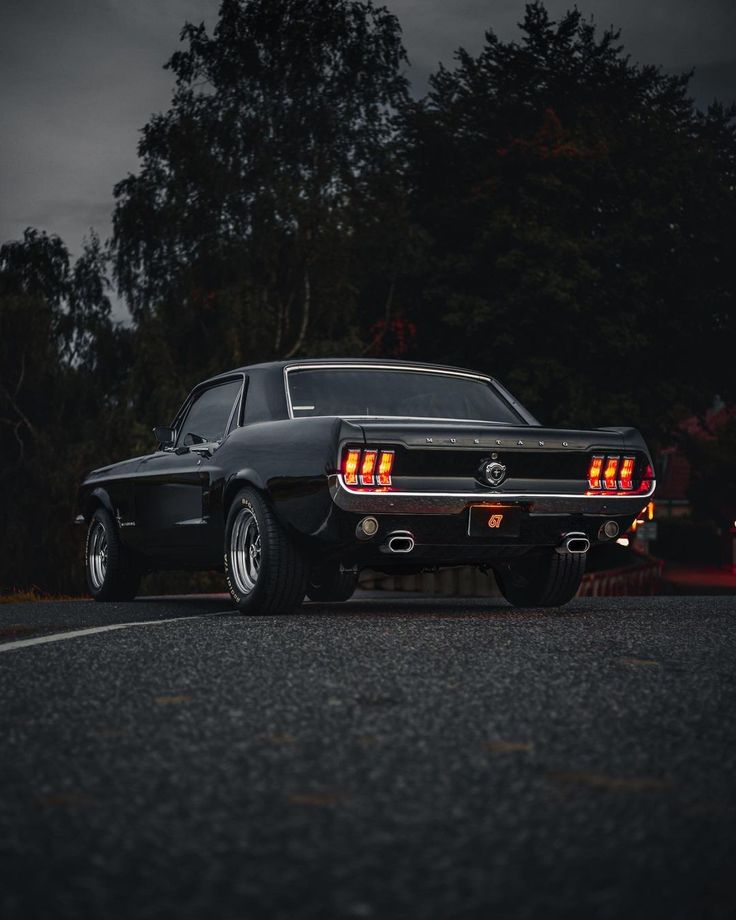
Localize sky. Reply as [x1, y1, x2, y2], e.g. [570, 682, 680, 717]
[1, 0, 735, 319]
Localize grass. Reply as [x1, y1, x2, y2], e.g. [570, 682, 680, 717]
[0, 586, 84, 604]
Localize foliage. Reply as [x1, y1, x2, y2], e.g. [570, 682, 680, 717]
[401, 3, 736, 438]
[680, 417, 736, 529]
[111, 0, 410, 405]
[2, 0, 736, 592]
[0, 231, 135, 593]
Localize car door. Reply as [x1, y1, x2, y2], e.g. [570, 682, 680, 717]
[134, 378, 243, 562]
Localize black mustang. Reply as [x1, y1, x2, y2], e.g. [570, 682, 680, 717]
[76, 359, 655, 611]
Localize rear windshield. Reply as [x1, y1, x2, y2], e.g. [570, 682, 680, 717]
[286, 368, 521, 423]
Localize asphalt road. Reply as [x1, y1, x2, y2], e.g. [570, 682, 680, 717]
[1, 592, 735, 920]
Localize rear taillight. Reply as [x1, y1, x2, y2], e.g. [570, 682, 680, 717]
[603, 456, 620, 490]
[619, 457, 635, 491]
[640, 463, 654, 492]
[341, 447, 394, 487]
[377, 450, 394, 486]
[587, 454, 654, 494]
[587, 456, 604, 490]
[343, 449, 361, 486]
[342, 447, 394, 488]
[360, 450, 378, 485]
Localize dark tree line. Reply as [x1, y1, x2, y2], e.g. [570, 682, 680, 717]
[1, 0, 735, 593]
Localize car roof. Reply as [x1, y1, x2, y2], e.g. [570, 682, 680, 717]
[200, 358, 493, 388]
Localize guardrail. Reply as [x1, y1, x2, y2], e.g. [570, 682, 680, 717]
[577, 558, 664, 596]
[359, 556, 664, 598]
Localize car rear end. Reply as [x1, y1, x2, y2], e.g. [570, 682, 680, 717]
[284, 362, 656, 571]
[330, 419, 654, 568]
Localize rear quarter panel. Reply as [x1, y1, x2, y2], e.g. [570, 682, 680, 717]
[216, 416, 363, 540]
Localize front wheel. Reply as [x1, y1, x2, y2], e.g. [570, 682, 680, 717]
[225, 488, 308, 615]
[85, 508, 140, 601]
[495, 551, 585, 607]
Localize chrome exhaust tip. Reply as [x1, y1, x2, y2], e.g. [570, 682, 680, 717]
[598, 520, 620, 541]
[356, 516, 379, 540]
[382, 531, 415, 554]
[556, 532, 590, 555]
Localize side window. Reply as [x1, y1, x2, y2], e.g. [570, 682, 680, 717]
[176, 379, 242, 447]
[227, 377, 248, 434]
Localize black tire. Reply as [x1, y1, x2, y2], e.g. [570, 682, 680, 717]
[495, 551, 585, 607]
[85, 507, 140, 601]
[306, 564, 358, 602]
[224, 487, 308, 615]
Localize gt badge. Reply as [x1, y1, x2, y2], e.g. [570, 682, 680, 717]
[483, 461, 507, 486]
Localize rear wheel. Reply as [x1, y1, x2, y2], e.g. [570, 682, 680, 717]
[306, 564, 358, 602]
[495, 551, 585, 607]
[85, 508, 140, 601]
[225, 487, 308, 615]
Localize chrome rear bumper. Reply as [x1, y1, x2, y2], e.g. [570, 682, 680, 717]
[329, 475, 654, 517]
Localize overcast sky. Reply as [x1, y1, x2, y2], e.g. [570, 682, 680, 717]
[2, 0, 735, 315]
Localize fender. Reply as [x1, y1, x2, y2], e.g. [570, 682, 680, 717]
[79, 485, 115, 522]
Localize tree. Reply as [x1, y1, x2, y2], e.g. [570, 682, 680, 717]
[402, 2, 736, 441]
[112, 0, 410, 392]
[0, 230, 133, 594]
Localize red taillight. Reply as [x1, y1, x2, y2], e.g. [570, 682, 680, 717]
[377, 450, 394, 486]
[619, 457, 635, 491]
[603, 456, 620, 490]
[640, 463, 654, 492]
[587, 453, 654, 494]
[588, 455, 604, 490]
[343, 449, 361, 486]
[342, 447, 394, 488]
[360, 450, 378, 485]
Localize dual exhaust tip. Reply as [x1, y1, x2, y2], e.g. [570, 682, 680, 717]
[365, 519, 598, 557]
[386, 530, 591, 555]
[556, 532, 591, 555]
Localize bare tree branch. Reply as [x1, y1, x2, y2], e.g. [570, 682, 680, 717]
[14, 351, 26, 398]
[272, 291, 282, 352]
[0, 380, 37, 439]
[283, 268, 310, 359]
[12, 420, 24, 464]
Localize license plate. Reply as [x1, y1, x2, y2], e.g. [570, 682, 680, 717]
[468, 505, 521, 537]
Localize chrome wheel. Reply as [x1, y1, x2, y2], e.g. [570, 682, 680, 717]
[88, 520, 108, 591]
[230, 506, 262, 595]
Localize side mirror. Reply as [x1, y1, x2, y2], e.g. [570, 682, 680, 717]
[153, 426, 175, 448]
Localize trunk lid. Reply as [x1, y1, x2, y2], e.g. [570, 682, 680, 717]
[351, 419, 630, 495]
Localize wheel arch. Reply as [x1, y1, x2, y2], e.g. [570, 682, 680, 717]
[223, 470, 268, 517]
[81, 487, 115, 522]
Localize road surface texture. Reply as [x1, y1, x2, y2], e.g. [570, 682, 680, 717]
[1, 592, 735, 920]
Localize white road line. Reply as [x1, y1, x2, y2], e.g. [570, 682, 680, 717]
[0, 611, 233, 653]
